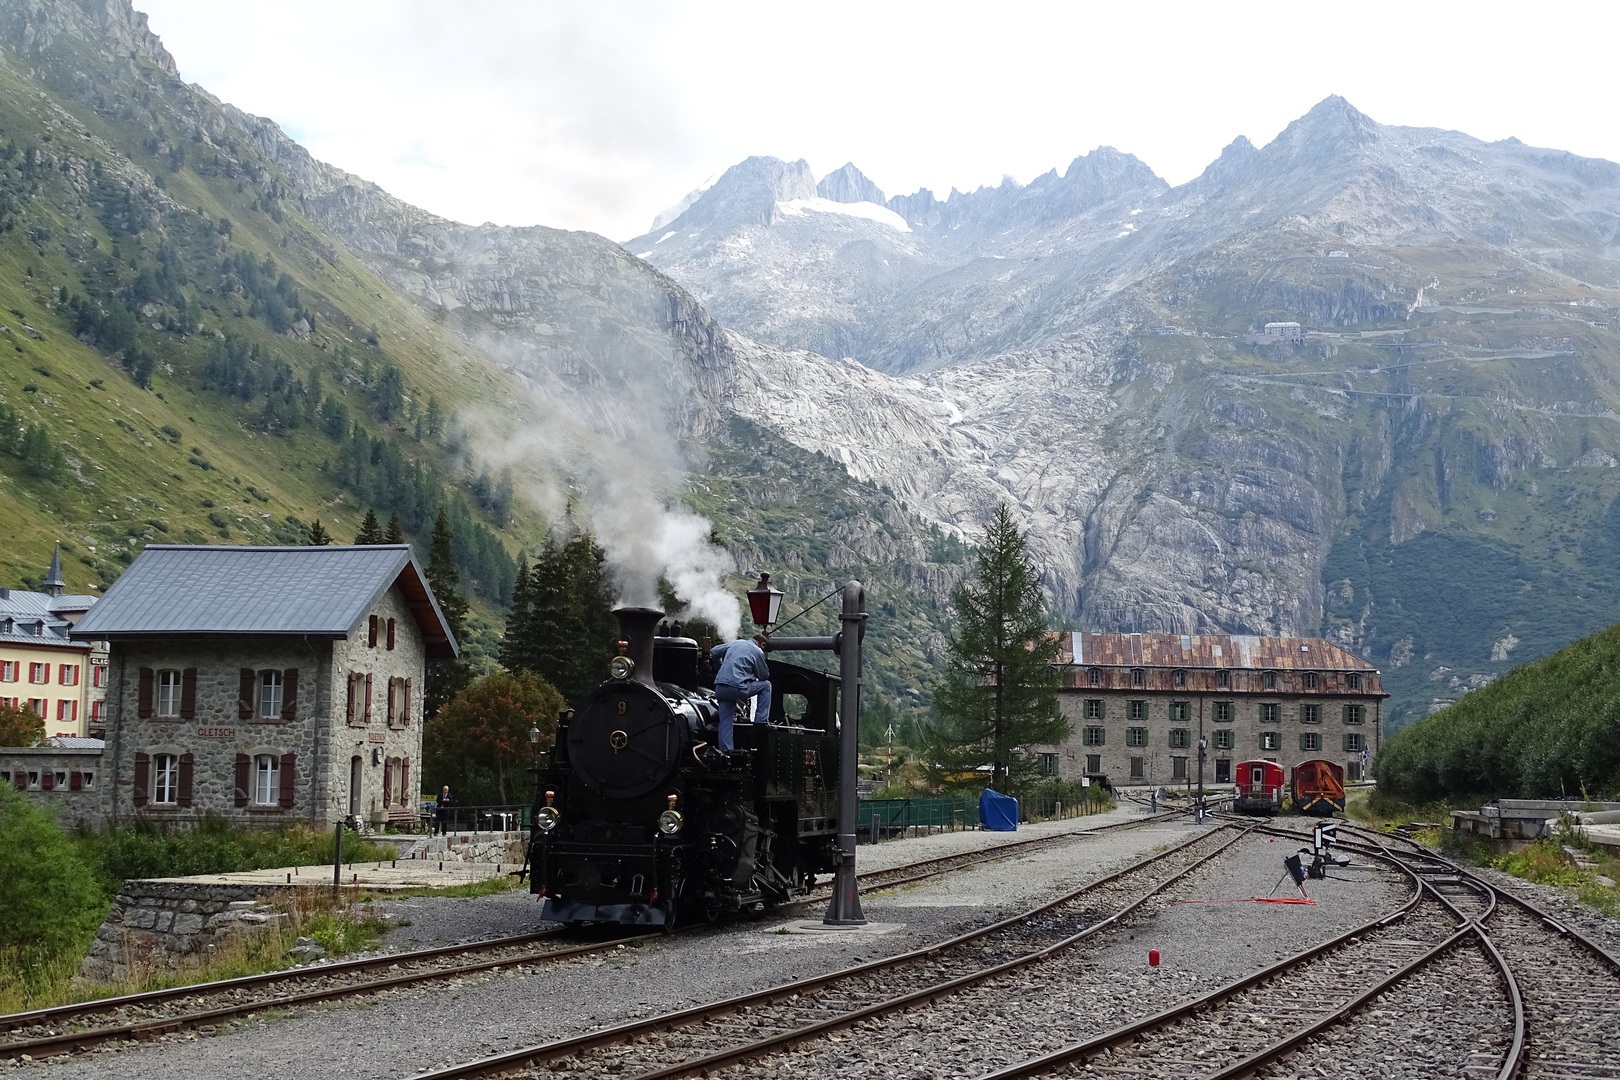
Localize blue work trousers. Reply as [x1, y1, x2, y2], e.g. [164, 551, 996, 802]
[715, 680, 771, 751]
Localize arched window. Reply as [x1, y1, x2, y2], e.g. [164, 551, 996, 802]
[1087, 667, 1102, 687]
[1172, 668, 1187, 688]
[1262, 670, 1277, 690]
[1130, 668, 1145, 688]
[1303, 671, 1319, 690]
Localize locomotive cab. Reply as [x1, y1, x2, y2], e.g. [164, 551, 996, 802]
[530, 607, 841, 928]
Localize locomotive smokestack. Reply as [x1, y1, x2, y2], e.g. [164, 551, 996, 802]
[614, 606, 664, 689]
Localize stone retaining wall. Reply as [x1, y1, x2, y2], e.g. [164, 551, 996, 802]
[77, 881, 287, 985]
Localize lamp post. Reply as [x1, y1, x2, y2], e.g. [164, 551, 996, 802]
[747, 572, 785, 631]
[1196, 735, 1208, 823]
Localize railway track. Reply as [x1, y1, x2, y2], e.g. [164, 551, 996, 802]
[0, 808, 1184, 1061]
[392, 820, 1244, 1080]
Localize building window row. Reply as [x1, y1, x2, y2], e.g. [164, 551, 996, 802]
[1087, 699, 1369, 724]
[2, 661, 83, 685]
[1080, 665, 1370, 693]
[131, 751, 302, 809]
[6, 768, 95, 790]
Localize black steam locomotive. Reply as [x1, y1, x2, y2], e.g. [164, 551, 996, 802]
[527, 607, 842, 928]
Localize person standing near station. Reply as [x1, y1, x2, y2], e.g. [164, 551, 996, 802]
[435, 785, 453, 835]
[709, 636, 772, 754]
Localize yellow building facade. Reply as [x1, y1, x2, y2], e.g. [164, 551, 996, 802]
[0, 548, 104, 740]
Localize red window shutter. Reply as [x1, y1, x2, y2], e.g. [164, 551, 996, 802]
[404, 678, 412, 726]
[70, 771, 83, 791]
[383, 757, 393, 807]
[238, 668, 255, 720]
[178, 753, 194, 808]
[138, 668, 154, 718]
[12, 772, 24, 791]
[282, 668, 298, 722]
[41, 770, 54, 791]
[386, 618, 396, 650]
[133, 752, 150, 807]
[364, 673, 373, 723]
[181, 668, 199, 719]
[278, 753, 296, 808]
[369, 615, 379, 647]
[234, 753, 249, 807]
[386, 678, 396, 726]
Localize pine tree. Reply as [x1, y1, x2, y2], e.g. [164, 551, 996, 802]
[307, 518, 332, 546]
[424, 506, 472, 719]
[923, 504, 1067, 795]
[498, 553, 533, 674]
[384, 511, 405, 544]
[354, 508, 384, 545]
[499, 530, 616, 707]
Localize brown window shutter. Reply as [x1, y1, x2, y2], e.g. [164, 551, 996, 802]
[12, 772, 24, 791]
[278, 753, 296, 808]
[138, 668, 154, 718]
[178, 753, 194, 808]
[234, 753, 249, 807]
[345, 673, 355, 724]
[383, 758, 393, 807]
[238, 668, 256, 720]
[282, 668, 298, 722]
[41, 770, 54, 791]
[404, 678, 412, 727]
[386, 678, 396, 726]
[365, 673, 373, 723]
[181, 668, 199, 719]
[401, 757, 410, 804]
[70, 771, 83, 791]
[386, 618, 396, 650]
[133, 752, 150, 807]
[369, 615, 378, 647]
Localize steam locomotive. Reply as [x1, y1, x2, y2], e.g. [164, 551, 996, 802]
[527, 607, 842, 928]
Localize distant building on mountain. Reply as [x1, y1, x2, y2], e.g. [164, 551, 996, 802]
[1261, 321, 1303, 343]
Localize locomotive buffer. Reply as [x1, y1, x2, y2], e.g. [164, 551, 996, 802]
[755, 575, 868, 926]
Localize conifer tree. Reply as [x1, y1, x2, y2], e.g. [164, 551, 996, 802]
[923, 503, 1067, 795]
[423, 506, 471, 718]
[497, 530, 616, 707]
[354, 508, 384, 545]
[499, 553, 533, 674]
[384, 510, 405, 544]
[307, 518, 332, 546]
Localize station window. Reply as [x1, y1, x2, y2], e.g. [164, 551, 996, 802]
[1343, 704, 1365, 724]
[1084, 699, 1104, 720]
[1172, 669, 1186, 688]
[1038, 753, 1059, 777]
[1300, 732, 1322, 752]
[1344, 733, 1365, 753]
[1260, 703, 1281, 724]
[1129, 756, 1145, 780]
[1168, 701, 1189, 721]
[152, 754, 179, 805]
[1082, 726, 1105, 746]
[1213, 729, 1234, 750]
[1168, 728, 1191, 749]
[1128, 700, 1147, 721]
[253, 754, 281, 806]
[1214, 759, 1231, 783]
[1085, 754, 1101, 773]
[1262, 671, 1277, 690]
[1215, 670, 1229, 689]
[1303, 671, 1319, 690]
[1346, 672, 1364, 692]
[156, 670, 182, 717]
[1301, 704, 1321, 724]
[1171, 757, 1187, 780]
[259, 670, 284, 720]
[1213, 701, 1233, 722]
[1259, 731, 1281, 751]
[1126, 727, 1148, 748]
[1130, 668, 1145, 688]
[1087, 667, 1102, 687]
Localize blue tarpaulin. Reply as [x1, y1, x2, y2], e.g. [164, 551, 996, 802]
[979, 788, 1018, 832]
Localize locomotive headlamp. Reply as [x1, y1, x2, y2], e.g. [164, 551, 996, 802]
[747, 571, 784, 628]
[535, 805, 561, 832]
[609, 655, 635, 681]
[657, 809, 684, 836]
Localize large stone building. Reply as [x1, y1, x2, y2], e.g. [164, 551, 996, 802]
[0, 546, 107, 739]
[1033, 632, 1387, 789]
[71, 545, 457, 827]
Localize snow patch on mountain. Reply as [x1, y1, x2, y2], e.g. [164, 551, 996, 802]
[775, 197, 911, 232]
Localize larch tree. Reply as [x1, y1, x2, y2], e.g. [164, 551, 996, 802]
[923, 503, 1067, 795]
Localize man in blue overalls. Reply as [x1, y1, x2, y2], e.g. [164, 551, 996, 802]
[709, 636, 772, 755]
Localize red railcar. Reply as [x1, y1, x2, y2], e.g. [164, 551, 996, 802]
[1232, 760, 1284, 815]
[1290, 759, 1346, 816]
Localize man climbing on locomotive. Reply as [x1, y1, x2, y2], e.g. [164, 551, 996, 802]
[709, 635, 772, 754]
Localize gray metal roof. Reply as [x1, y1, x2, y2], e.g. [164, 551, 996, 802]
[0, 588, 84, 651]
[70, 545, 458, 657]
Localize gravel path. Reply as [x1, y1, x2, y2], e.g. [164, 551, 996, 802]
[28, 809, 1194, 1080]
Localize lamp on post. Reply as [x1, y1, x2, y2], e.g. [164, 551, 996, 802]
[529, 724, 541, 763]
[747, 572, 784, 631]
[1196, 734, 1208, 823]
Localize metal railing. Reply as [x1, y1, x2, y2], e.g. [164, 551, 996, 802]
[857, 797, 980, 842]
[415, 802, 530, 833]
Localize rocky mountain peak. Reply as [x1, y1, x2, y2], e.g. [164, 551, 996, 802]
[0, 0, 175, 75]
[817, 162, 886, 206]
[656, 156, 816, 232]
[1268, 94, 1382, 163]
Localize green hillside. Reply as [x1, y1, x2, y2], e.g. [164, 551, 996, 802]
[1376, 622, 1620, 801]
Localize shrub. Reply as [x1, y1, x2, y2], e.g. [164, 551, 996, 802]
[0, 786, 107, 956]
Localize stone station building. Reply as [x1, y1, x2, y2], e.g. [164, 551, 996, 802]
[70, 545, 457, 828]
[1033, 632, 1387, 789]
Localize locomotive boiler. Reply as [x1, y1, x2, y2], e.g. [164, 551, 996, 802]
[527, 607, 842, 928]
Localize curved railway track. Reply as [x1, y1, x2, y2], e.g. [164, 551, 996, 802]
[385, 820, 1245, 1080]
[0, 809, 1186, 1061]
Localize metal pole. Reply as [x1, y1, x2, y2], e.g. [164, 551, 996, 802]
[333, 820, 343, 896]
[825, 581, 867, 925]
[1197, 697, 1206, 823]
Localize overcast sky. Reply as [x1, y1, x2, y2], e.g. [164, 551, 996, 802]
[138, 1, 1619, 242]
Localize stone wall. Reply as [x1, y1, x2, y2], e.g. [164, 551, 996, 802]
[0, 745, 107, 830]
[77, 881, 286, 985]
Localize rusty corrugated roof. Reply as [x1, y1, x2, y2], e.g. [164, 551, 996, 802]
[1053, 632, 1376, 672]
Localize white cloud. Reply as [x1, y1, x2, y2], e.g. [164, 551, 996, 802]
[140, 0, 1620, 241]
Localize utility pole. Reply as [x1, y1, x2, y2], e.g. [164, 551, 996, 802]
[1196, 696, 1207, 823]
